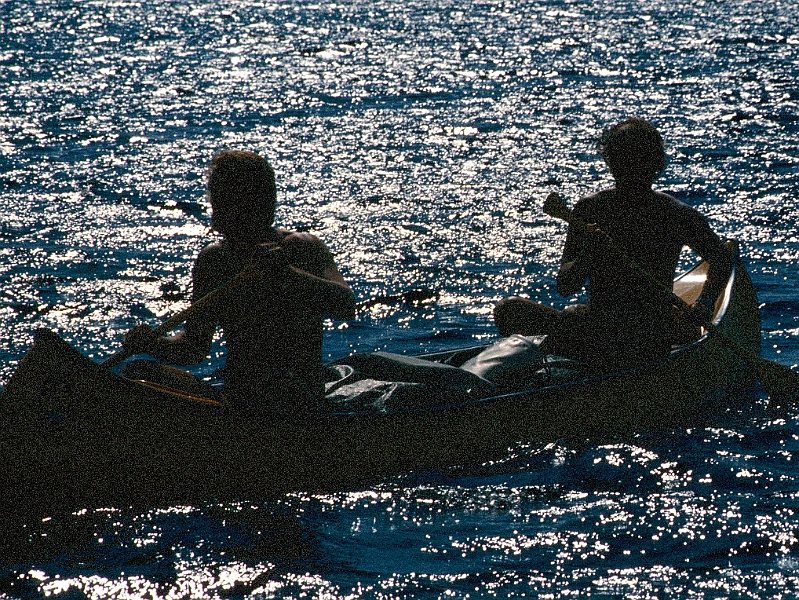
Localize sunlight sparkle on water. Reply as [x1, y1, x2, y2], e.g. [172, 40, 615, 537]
[4, 0, 799, 597]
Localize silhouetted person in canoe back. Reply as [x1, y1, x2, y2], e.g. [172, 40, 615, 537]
[122, 150, 356, 411]
[493, 118, 733, 373]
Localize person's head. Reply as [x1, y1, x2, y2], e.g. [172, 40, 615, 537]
[598, 118, 667, 185]
[207, 150, 276, 239]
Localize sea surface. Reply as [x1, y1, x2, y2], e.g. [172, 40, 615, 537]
[2, 0, 799, 597]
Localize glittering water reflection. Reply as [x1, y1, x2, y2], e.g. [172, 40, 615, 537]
[3, 0, 799, 597]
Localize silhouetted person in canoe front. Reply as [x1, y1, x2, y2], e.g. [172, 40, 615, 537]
[493, 118, 733, 372]
[122, 150, 356, 411]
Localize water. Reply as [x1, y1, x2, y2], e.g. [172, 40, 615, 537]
[2, 0, 799, 597]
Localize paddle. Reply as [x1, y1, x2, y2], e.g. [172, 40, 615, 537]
[101, 266, 437, 369]
[542, 191, 799, 403]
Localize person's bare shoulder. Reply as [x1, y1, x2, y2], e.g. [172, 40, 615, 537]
[573, 188, 613, 220]
[192, 241, 230, 296]
[284, 230, 332, 255]
[654, 190, 704, 221]
[194, 241, 227, 271]
[282, 230, 325, 246]
[278, 232, 340, 283]
[652, 189, 682, 206]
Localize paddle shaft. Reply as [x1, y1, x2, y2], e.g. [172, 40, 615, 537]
[101, 265, 263, 370]
[543, 192, 799, 401]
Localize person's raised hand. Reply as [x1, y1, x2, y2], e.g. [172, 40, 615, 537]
[683, 297, 714, 326]
[250, 242, 288, 270]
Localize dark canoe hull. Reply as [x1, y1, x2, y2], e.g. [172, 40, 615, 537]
[0, 242, 761, 520]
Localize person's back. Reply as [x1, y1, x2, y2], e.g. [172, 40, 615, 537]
[123, 150, 356, 409]
[189, 230, 347, 402]
[559, 188, 728, 368]
[494, 118, 732, 372]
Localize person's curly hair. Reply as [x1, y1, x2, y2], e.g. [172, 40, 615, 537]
[207, 150, 276, 235]
[598, 118, 667, 183]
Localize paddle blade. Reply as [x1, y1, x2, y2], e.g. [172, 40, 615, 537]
[542, 192, 572, 223]
[750, 355, 799, 404]
[713, 332, 799, 403]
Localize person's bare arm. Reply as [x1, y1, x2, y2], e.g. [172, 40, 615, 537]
[683, 212, 733, 323]
[556, 221, 613, 298]
[123, 248, 219, 365]
[267, 232, 356, 321]
[557, 255, 590, 298]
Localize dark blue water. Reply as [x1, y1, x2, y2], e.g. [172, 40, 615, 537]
[3, 0, 799, 597]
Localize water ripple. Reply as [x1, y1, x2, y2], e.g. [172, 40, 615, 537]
[3, 0, 799, 597]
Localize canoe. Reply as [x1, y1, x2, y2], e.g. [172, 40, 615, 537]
[0, 241, 761, 522]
